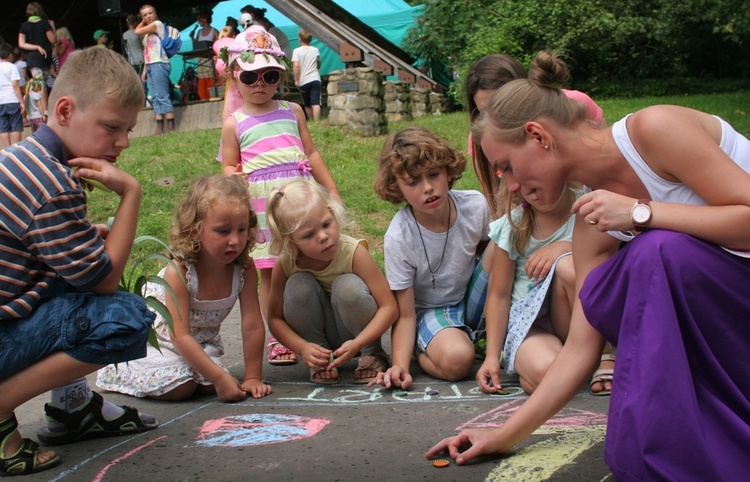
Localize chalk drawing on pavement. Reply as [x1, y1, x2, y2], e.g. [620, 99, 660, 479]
[459, 397, 608, 431]
[276, 383, 527, 405]
[92, 436, 168, 482]
[485, 427, 607, 481]
[456, 398, 608, 481]
[195, 413, 330, 447]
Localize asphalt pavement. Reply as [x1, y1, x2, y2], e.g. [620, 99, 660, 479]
[16, 305, 613, 482]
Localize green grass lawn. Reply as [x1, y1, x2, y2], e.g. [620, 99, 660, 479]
[90, 91, 750, 272]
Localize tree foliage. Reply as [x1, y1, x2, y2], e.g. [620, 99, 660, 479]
[404, 0, 750, 100]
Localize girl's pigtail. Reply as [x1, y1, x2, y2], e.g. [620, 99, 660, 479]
[515, 207, 535, 256]
[265, 187, 287, 257]
[499, 177, 533, 256]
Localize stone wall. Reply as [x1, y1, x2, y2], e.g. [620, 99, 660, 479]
[327, 67, 388, 137]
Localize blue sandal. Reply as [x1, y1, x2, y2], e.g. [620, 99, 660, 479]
[1, 414, 60, 476]
[36, 392, 158, 446]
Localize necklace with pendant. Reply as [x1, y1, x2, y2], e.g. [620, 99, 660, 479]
[532, 213, 546, 239]
[412, 197, 451, 289]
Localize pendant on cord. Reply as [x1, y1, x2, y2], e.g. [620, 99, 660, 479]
[412, 197, 451, 290]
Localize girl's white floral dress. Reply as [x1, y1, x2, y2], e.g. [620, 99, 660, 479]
[97, 263, 244, 397]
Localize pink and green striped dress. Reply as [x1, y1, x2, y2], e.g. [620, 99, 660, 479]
[232, 100, 313, 268]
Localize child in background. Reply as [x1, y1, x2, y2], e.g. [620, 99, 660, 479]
[370, 127, 492, 389]
[265, 180, 397, 384]
[123, 15, 144, 76]
[218, 26, 340, 366]
[93, 29, 111, 49]
[179, 67, 199, 103]
[218, 26, 235, 39]
[55, 27, 75, 70]
[0, 43, 25, 147]
[45, 54, 59, 95]
[135, 4, 176, 135]
[211, 28, 235, 113]
[477, 179, 579, 395]
[213, 27, 236, 79]
[12, 48, 28, 91]
[25, 67, 47, 133]
[292, 29, 322, 121]
[98, 175, 272, 401]
[11, 48, 30, 128]
[225, 17, 240, 37]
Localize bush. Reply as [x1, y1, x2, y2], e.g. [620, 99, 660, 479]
[405, 0, 750, 104]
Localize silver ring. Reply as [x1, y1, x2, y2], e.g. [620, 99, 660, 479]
[586, 217, 598, 225]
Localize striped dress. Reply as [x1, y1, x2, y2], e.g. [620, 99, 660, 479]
[234, 100, 313, 268]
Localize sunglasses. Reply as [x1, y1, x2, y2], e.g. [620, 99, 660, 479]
[234, 69, 282, 86]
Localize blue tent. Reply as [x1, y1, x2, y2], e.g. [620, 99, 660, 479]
[171, 0, 423, 84]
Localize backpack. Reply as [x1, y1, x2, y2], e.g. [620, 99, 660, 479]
[160, 22, 182, 58]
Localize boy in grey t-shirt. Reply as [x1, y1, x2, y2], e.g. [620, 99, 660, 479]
[372, 127, 491, 389]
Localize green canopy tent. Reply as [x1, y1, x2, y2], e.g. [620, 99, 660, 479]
[171, 0, 425, 84]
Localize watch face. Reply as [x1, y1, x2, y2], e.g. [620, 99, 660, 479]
[632, 204, 651, 224]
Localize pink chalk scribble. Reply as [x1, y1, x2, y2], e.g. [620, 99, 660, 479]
[92, 435, 168, 482]
[197, 413, 330, 447]
[458, 399, 607, 431]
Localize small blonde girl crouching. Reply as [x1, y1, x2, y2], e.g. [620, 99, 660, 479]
[265, 180, 398, 384]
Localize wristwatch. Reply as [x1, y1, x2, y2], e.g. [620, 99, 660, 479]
[630, 199, 652, 232]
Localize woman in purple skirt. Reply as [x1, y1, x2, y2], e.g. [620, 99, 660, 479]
[428, 54, 750, 481]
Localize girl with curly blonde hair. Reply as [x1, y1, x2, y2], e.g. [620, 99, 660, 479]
[98, 175, 272, 402]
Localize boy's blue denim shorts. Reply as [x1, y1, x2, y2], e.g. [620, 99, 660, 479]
[0, 290, 155, 381]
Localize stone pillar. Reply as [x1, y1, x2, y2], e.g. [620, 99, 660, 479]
[429, 92, 447, 115]
[383, 81, 412, 122]
[327, 67, 387, 137]
[410, 87, 430, 118]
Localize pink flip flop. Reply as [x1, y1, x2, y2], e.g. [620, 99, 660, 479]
[266, 337, 297, 365]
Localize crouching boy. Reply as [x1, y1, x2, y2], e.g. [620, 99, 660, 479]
[0, 47, 158, 476]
